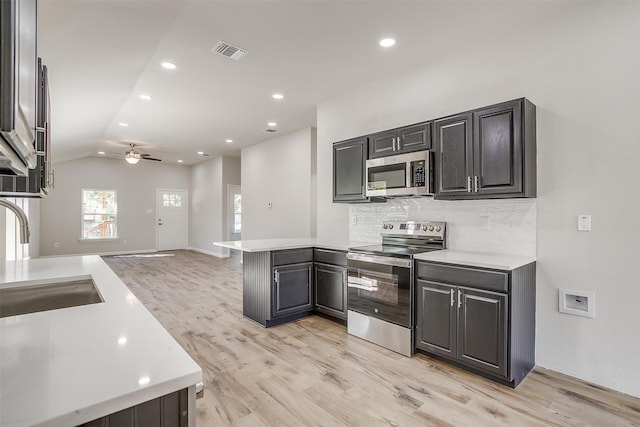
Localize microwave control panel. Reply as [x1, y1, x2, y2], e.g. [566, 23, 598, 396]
[412, 160, 426, 187]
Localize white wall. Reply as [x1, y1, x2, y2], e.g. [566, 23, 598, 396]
[241, 128, 316, 239]
[317, 2, 640, 397]
[39, 157, 190, 256]
[189, 156, 240, 257]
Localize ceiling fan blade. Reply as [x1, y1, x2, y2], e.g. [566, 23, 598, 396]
[141, 157, 162, 162]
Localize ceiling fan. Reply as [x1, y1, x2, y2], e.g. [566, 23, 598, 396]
[124, 143, 161, 164]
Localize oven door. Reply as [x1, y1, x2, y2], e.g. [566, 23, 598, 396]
[346, 253, 411, 328]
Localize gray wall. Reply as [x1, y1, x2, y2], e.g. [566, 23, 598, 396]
[316, 2, 640, 397]
[40, 157, 190, 256]
[241, 128, 316, 239]
[189, 156, 240, 257]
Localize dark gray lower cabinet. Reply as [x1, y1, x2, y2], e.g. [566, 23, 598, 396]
[313, 249, 347, 321]
[314, 263, 346, 320]
[273, 262, 313, 318]
[416, 261, 535, 387]
[79, 388, 188, 427]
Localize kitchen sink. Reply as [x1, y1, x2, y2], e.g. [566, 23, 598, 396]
[0, 278, 103, 318]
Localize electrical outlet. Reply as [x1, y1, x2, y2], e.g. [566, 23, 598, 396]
[54, 242, 59, 248]
[578, 215, 591, 231]
[267, 202, 273, 208]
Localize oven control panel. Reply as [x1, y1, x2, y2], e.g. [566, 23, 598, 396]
[381, 220, 446, 239]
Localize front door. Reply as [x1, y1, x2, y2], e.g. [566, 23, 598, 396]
[156, 189, 188, 251]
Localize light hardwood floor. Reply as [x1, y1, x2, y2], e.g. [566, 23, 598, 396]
[103, 250, 640, 426]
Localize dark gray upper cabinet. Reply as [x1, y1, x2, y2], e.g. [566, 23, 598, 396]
[0, 0, 38, 176]
[434, 98, 536, 199]
[415, 260, 536, 388]
[368, 122, 431, 159]
[333, 137, 383, 203]
[0, 58, 52, 197]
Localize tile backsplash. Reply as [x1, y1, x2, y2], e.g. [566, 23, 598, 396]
[350, 198, 536, 257]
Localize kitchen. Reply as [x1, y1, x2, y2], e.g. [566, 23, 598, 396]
[2, 1, 640, 426]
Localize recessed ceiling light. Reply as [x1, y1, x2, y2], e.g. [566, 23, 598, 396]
[177, 159, 184, 163]
[98, 151, 105, 155]
[267, 122, 277, 127]
[197, 151, 204, 155]
[118, 122, 128, 127]
[272, 93, 284, 100]
[161, 62, 177, 70]
[139, 94, 152, 101]
[379, 38, 396, 47]
[225, 139, 233, 143]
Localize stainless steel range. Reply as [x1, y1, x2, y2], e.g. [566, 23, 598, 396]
[347, 220, 446, 356]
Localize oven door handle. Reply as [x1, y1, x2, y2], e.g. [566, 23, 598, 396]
[347, 253, 411, 268]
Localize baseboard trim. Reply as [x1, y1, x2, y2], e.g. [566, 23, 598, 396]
[188, 247, 230, 258]
[39, 249, 158, 258]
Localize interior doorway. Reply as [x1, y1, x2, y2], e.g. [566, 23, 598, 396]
[156, 189, 188, 251]
[228, 185, 241, 241]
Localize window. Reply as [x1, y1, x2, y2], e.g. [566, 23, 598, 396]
[82, 189, 117, 239]
[163, 192, 182, 208]
[233, 193, 241, 233]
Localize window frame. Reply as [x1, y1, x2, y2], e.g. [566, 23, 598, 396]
[81, 188, 118, 240]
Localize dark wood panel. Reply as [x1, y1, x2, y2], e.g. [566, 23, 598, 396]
[313, 248, 347, 267]
[314, 263, 346, 319]
[333, 137, 367, 202]
[398, 122, 431, 152]
[457, 287, 507, 377]
[243, 251, 271, 326]
[272, 248, 313, 266]
[416, 261, 508, 292]
[509, 261, 536, 386]
[415, 280, 456, 357]
[368, 129, 397, 158]
[434, 113, 473, 196]
[273, 263, 313, 317]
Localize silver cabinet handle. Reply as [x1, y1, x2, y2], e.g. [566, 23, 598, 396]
[467, 176, 472, 192]
[392, 137, 396, 151]
[457, 289, 462, 309]
[274, 270, 279, 283]
[474, 176, 479, 192]
[450, 289, 454, 307]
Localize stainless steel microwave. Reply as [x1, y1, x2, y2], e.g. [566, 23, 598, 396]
[365, 151, 432, 197]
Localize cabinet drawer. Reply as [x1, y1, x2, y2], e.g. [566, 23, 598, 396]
[314, 249, 347, 267]
[272, 249, 314, 266]
[416, 262, 508, 292]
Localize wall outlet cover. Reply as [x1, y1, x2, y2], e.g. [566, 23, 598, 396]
[559, 288, 595, 318]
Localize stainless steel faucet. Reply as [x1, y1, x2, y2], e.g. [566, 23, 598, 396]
[0, 199, 30, 244]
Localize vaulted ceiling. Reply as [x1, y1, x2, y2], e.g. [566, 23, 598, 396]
[38, 0, 569, 165]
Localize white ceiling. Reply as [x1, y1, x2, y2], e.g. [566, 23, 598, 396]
[38, 0, 568, 165]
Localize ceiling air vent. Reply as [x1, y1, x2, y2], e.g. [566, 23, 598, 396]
[264, 129, 277, 133]
[212, 41, 249, 61]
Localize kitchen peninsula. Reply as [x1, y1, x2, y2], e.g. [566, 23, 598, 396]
[0, 256, 202, 427]
[215, 238, 357, 327]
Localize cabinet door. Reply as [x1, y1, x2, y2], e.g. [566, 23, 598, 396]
[415, 280, 456, 357]
[314, 263, 346, 319]
[273, 263, 313, 317]
[434, 113, 473, 198]
[368, 129, 397, 159]
[333, 137, 367, 202]
[398, 122, 431, 152]
[457, 287, 507, 377]
[473, 100, 523, 196]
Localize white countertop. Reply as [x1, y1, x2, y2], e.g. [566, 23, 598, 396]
[214, 237, 367, 253]
[414, 250, 536, 270]
[0, 256, 202, 427]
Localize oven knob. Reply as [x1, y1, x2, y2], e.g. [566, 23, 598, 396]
[383, 224, 388, 229]
[435, 226, 441, 232]
[422, 226, 428, 231]
[389, 224, 393, 229]
[428, 225, 434, 231]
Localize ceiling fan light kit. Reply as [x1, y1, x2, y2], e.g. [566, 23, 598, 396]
[121, 143, 161, 164]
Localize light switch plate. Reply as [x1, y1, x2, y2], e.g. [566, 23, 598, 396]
[577, 215, 591, 231]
